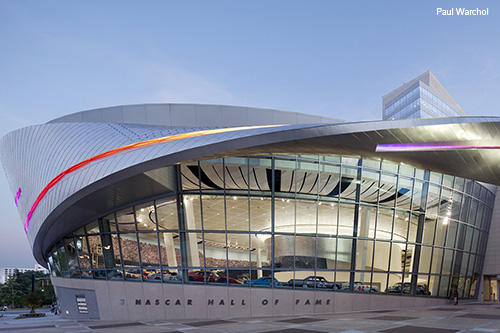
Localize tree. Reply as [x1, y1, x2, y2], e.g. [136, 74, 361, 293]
[0, 271, 55, 309]
[0, 278, 24, 308]
[16, 271, 56, 306]
[24, 293, 42, 314]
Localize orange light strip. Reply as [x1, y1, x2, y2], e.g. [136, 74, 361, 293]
[24, 124, 285, 233]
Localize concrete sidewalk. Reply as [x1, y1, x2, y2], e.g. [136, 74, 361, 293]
[1, 302, 500, 332]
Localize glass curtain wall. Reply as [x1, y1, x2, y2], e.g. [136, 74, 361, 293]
[48, 155, 494, 299]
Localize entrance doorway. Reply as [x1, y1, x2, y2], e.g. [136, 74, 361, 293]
[484, 275, 499, 301]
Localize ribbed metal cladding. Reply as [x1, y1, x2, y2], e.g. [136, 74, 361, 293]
[0, 120, 318, 246]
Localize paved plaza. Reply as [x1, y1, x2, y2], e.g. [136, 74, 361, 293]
[1, 302, 500, 332]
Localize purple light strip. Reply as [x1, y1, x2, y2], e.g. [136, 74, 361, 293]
[15, 188, 21, 206]
[376, 141, 500, 152]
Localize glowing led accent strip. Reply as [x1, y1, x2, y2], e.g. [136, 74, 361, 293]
[24, 124, 285, 233]
[376, 141, 500, 152]
[15, 188, 21, 206]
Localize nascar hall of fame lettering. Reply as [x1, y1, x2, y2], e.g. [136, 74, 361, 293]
[437, 8, 489, 16]
[130, 297, 333, 307]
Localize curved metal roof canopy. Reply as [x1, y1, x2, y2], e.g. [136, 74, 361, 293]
[3, 112, 500, 266]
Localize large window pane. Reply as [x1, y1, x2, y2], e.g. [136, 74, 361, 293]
[418, 246, 432, 273]
[75, 236, 91, 278]
[336, 238, 352, 270]
[340, 167, 358, 201]
[355, 239, 374, 271]
[227, 195, 249, 231]
[360, 170, 379, 204]
[434, 218, 448, 247]
[274, 234, 295, 269]
[135, 202, 156, 232]
[119, 233, 140, 268]
[116, 208, 136, 233]
[446, 221, 458, 248]
[422, 216, 436, 245]
[138, 232, 160, 267]
[396, 177, 413, 210]
[295, 235, 317, 269]
[183, 194, 202, 230]
[318, 201, 338, 236]
[412, 180, 426, 211]
[375, 208, 393, 240]
[441, 250, 454, 275]
[373, 241, 390, 272]
[296, 199, 317, 235]
[338, 203, 354, 236]
[203, 232, 226, 268]
[159, 232, 180, 269]
[226, 233, 250, 269]
[87, 235, 105, 272]
[372, 272, 388, 293]
[357, 206, 376, 238]
[181, 162, 200, 191]
[156, 198, 178, 231]
[319, 164, 341, 197]
[393, 211, 410, 242]
[389, 242, 407, 273]
[250, 196, 271, 232]
[250, 233, 271, 270]
[275, 197, 295, 234]
[379, 174, 397, 207]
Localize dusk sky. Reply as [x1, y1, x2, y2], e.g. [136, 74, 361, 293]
[1, 0, 499, 268]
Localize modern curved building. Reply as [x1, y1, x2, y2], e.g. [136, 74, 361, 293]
[2, 73, 500, 320]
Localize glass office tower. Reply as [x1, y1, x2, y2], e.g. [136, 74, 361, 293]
[383, 71, 467, 120]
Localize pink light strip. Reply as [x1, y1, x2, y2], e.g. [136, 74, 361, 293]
[24, 124, 285, 233]
[15, 188, 21, 206]
[376, 142, 500, 152]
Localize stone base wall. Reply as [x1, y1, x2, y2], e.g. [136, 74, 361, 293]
[51, 277, 452, 321]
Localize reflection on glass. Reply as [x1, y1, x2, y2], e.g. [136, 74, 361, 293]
[75, 235, 91, 278]
[46, 154, 493, 300]
[156, 198, 178, 230]
[138, 232, 159, 267]
[119, 233, 140, 268]
[372, 272, 388, 293]
[135, 202, 156, 232]
[355, 239, 374, 271]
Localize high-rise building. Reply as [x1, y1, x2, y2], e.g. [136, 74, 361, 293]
[0, 266, 49, 284]
[383, 71, 467, 120]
